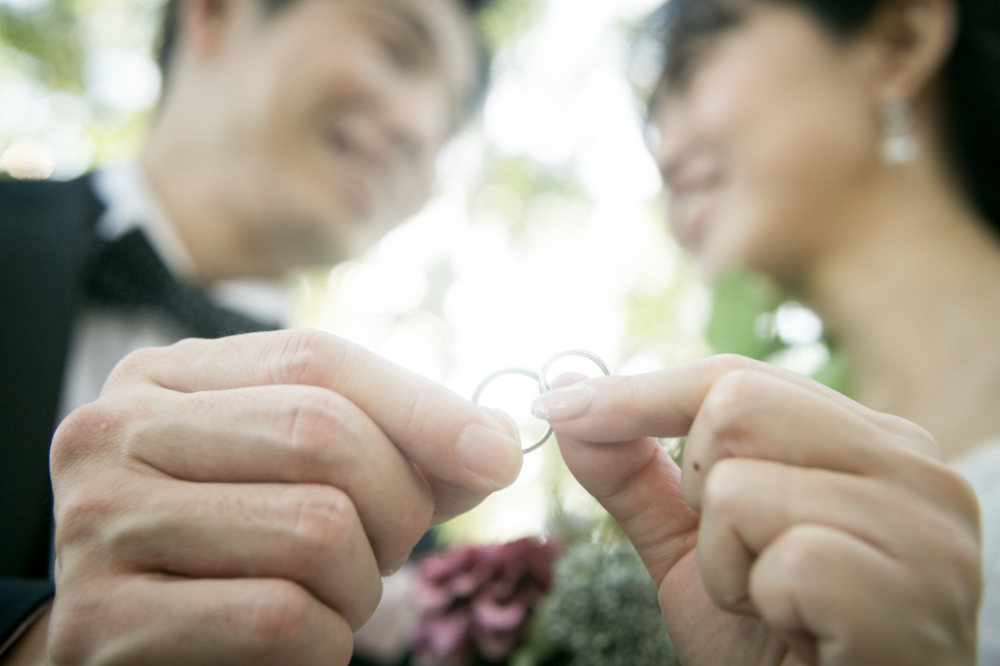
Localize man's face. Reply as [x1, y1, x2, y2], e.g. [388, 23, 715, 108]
[192, 0, 478, 273]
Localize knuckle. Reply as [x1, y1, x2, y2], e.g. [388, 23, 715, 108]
[274, 329, 323, 384]
[883, 414, 941, 458]
[246, 580, 315, 645]
[705, 578, 746, 613]
[702, 458, 746, 511]
[287, 391, 361, 455]
[106, 346, 163, 386]
[905, 421, 938, 449]
[48, 607, 91, 665]
[272, 329, 349, 387]
[908, 428, 942, 459]
[700, 370, 762, 442]
[768, 525, 827, 591]
[705, 353, 760, 376]
[50, 403, 116, 477]
[752, 526, 959, 641]
[47, 581, 115, 665]
[905, 456, 981, 535]
[289, 486, 356, 555]
[54, 485, 119, 548]
[169, 337, 206, 355]
[400, 383, 437, 444]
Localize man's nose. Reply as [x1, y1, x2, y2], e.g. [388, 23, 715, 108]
[382, 80, 449, 166]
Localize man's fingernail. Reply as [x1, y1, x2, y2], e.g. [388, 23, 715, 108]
[484, 407, 521, 444]
[458, 423, 523, 488]
[530, 384, 596, 421]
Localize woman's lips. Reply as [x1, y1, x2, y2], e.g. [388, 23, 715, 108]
[669, 188, 717, 251]
[661, 151, 724, 252]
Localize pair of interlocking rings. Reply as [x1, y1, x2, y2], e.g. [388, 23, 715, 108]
[472, 350, 610, 454]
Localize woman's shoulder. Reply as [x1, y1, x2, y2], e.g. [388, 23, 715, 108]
[950, 439, 1000, 566]
[951, 440, 1000, 495]
[951, 439, 1000, 659]
[950, 438, 1000, 574]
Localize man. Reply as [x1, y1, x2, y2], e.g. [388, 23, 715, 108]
[0, 0, 525, 663]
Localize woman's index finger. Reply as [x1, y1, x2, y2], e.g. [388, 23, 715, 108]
[537, 353, 889, 444]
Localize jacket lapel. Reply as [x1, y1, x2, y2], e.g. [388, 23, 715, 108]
[0, 175, 105, 578]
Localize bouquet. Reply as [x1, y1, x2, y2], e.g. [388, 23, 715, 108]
[409, 537, 678, 666]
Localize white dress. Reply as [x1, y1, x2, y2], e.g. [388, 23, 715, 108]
[952, 442, 1000, 665]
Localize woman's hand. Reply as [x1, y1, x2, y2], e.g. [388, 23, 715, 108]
[533, 355, 981, 666]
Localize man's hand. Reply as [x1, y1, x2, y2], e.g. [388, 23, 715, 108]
[44, 329, 523, 666]
[534, 355, 981, 666]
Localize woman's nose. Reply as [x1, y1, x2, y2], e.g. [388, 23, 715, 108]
[649, 102, 694, 187]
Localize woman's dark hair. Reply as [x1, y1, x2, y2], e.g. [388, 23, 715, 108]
[641, 0, 1000, 235]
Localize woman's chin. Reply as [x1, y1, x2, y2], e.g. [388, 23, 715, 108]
[691, 249, 732, 285]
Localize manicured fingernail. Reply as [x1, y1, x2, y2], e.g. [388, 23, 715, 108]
[458, 423, 523, 488]
[530, 384, 596, 421]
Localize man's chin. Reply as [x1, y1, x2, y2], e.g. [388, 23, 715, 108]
[245, 223, 348, 272]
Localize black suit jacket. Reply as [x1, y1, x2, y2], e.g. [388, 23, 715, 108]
[1, 176, 103, 578]
[0, 176, 103, 643]
[0, 178, 394, 664]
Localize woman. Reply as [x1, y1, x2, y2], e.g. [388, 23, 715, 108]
[533, 0, 999, 663]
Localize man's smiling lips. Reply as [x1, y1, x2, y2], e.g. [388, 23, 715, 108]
[668, 179, 721, 251]
[336, 160, 378, 220]
[325, 124, 397, 221]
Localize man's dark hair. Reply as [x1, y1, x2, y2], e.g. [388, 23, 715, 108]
[639, 0, 1000, 236]
[156, 0, 493, 113]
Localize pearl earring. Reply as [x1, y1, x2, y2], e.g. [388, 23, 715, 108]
[881, 101, 920, 166]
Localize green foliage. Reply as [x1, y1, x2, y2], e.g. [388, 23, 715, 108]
[477, 0, 542, 51]
[706, 269, 853, 395]
[811, 350, 852, 396]
[0, 0, 161, 175]
[706, 269, 784, 360]
[0, 0, 86, 90]
[539, 542, 679, 666]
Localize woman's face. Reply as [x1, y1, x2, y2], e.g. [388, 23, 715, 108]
[649, 1, 884, 284]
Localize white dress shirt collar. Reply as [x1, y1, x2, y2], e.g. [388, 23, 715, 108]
[89, 161, 292, 326]
[91, 161, 199, 280]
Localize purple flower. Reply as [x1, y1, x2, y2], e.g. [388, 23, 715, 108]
[412, 538, 560, 665]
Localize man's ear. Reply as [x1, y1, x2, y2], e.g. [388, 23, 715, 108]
[866, 0, 957, 103]
[176, 0, 239, 63]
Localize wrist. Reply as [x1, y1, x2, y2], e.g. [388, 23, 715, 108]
[0, 604, 50, 666]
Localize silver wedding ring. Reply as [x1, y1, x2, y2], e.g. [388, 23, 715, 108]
[472, 349, 611, 454]
[538, 349, 611, 393]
